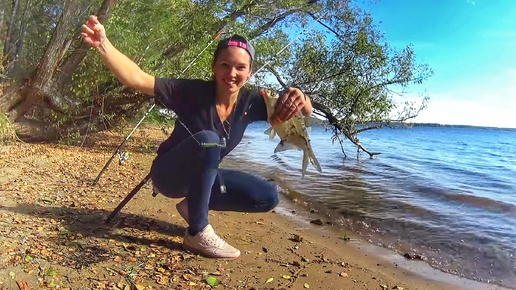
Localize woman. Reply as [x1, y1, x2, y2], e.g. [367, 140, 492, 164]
[82, 15, 313, 259]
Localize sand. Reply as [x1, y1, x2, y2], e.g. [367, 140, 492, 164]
[0, 127, 507, 290]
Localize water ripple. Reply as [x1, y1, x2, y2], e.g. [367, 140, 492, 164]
[224, 122, 516, 289]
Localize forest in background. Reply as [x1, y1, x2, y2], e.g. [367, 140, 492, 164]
[0, 0, 433, 157]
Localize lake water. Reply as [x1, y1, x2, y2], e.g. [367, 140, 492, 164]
[222, 122, 516, 289]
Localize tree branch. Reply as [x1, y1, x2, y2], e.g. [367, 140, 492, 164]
[312, 100, 380, 158]
[56, 0, 117, 88]
[248, 9, 303, 40]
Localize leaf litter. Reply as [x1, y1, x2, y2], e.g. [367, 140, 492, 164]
[0, 128, 412, 290]
[0, 130, 219, 289]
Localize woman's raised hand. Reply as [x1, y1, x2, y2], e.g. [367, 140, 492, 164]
[81, 15, 107, 49]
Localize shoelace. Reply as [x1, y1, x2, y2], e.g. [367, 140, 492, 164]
[202, 231, 227, 248]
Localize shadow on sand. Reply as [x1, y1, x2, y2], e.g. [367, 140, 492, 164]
[2, 203, 186, 268]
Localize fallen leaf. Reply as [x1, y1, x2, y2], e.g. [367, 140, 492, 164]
[340, 272, 349, 277]
[282, 275, 291, 279]
[292, 234, 303, 242]
[156, 267, 166, 273]
[16, 280, 30, 290]
[206, 276, 219, 287]
[156, 275, 169, 285]
[45, 268, 58, 277]
[304, 283, 310, 288]
[340, 235, 351, 241]
[265, 277, 274, 283]
[24, 254, 33, 262]
[41, 197, 55, 203]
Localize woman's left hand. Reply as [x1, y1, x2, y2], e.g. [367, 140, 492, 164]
[270, 87, 309, 125]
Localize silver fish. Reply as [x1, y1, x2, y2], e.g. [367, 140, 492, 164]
[260, 89, 322, 177]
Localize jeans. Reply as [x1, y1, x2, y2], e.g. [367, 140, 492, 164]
[150, 130, 279, 235]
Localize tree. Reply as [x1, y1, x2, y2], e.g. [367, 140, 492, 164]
[1, 0, 115, 141]
[262, 1, 433, 157]
[0, 0, 432, 155]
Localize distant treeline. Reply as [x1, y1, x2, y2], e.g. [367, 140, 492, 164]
[306, 119, 516, 131]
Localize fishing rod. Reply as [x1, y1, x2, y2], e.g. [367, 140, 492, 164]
[105, 17, 320, 223]
[177, 23, 320, 149]
[92, 29, 225, 186]
[252, 26, 313, 77]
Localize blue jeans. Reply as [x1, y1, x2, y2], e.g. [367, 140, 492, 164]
[150, 130, 279, 235]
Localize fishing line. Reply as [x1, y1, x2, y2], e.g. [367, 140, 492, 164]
[104, 5, 322, 221]
[92, 28, 226, 185]
[178, 21, 319, 149]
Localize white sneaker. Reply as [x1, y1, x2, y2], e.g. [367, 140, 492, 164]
[176, 198, 189, 224]
[183, 224, 241, 259]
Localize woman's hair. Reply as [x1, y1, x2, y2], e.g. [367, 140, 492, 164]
[213, 34, 255, 63]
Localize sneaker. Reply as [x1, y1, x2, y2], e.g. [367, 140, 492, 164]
[176, 198, 189, 224]
[182, 224, 241, 259]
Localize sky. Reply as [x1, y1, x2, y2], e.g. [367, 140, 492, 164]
[359, 0, 516, 128]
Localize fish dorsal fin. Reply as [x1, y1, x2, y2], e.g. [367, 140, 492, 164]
[274, 140, 299, 153]
[263, 127, 276, 139]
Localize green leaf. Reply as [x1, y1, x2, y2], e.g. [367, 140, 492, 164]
[41, 197, 55, 203]
[206, 276, 219, 287]
[59, 229, 71, 236]
[45, 268, 58, 277]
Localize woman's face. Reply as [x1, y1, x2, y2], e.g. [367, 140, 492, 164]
[212, 46, 252, 95]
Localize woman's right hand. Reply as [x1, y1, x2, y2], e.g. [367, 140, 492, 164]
[80, 15, 156, 95]
[81, 15, 107, 49]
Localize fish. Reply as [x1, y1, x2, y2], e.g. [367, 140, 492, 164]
[260, 89, 322, 178]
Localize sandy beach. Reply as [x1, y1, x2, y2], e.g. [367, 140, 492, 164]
[0, 127, 506, 289]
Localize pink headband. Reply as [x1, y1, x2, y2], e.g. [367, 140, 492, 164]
[227, 40, 248, 49]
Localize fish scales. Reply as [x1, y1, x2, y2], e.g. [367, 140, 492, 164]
[260, 89, 322, 178]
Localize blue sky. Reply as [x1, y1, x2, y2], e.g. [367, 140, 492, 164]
[360, 0, 516, 128]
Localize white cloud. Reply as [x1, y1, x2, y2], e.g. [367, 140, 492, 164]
[414, 97, 516, 128]
[400, 68, 516, 128]
[466, 0, 476, 5]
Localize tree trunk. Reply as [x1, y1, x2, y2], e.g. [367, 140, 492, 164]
[13, 116, 58, 142]
[11, 0, 31, 76]
[2, 0, 19, 75]
[56, 0, 117, 88]
[8, 0, 84, 120]
[0, 1, 5, 38]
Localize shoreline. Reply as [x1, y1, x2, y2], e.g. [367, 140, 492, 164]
[0, 127, 511, 289]
[271, 197, 509, 290]
[218, 154, 512, 289]
[120, 181, 505, 290]
[225, 123, 516, 289]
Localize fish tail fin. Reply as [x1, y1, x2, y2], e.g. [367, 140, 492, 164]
[308, 148, 322, 173]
